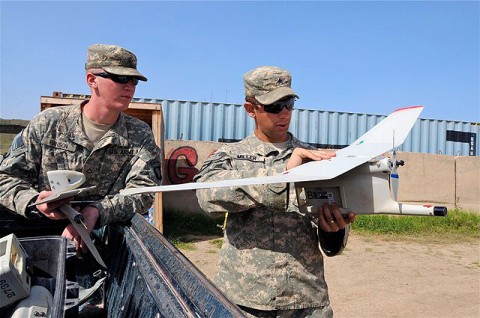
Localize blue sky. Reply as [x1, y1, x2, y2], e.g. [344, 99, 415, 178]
[1, 1, 479, 122]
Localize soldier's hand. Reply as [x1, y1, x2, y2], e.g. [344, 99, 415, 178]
[61, 206, 99, 253]
[35, 190, 72, 220]
[318, 202, 355, 232]
[286, 148, 336, 170]
[62, 224, 86, 254]
[80, 206, 100, 234]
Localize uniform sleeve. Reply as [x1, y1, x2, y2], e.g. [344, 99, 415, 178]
[90, 139, 162, 227]
[0, 123, 42, 217]
[193, 151, 265, 214]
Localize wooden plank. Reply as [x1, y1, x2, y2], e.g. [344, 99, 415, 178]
[40, 96, 161, 110]
[152, 109, 165, 233]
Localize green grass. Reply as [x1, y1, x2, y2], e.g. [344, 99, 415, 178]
[164, 209, 480, 248]
[352, 209, 480, 243]
[163, 210, 223, 237]
[0, 133, 16, 155]
[1, 119, 30, 154]
[209, 238, 224, 249]
[168, 237, 196, 251]
[163, 210, 224, 249]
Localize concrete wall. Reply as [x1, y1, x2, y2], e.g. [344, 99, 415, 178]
[455, 156, 480, 211]
[396, 152, 456, 208]
[162, 140, 480, 214]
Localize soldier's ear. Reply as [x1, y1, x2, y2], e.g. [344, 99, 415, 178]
[244, 102, 256, 118]
[86, 73, 98, 88]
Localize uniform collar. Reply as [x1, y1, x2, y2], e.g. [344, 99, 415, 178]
[65, 102, 130, 148]
[245, 132, 295, 157]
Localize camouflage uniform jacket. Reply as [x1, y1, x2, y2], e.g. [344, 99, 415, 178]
[194, 133, 348, 310]
[0, 103, 162, 227]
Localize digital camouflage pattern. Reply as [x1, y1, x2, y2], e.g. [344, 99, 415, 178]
[241, 305, 334, 318]
[85, 44, 147, 81]
[194, 133, 348, 311]
[0, 103, 162, 227]
[243, 66, 299, 105]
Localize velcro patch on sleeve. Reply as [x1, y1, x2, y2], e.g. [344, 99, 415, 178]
[11, 131, 25, 151]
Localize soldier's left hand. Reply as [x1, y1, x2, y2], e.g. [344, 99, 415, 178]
[61, 206, 99, 254]
[286, 148, 336, 170]
[318, 202, 355, 232]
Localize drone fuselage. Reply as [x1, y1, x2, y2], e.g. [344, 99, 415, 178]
[295, 157, 447, 217]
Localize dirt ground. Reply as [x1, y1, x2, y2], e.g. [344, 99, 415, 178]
[181, 234, 480, 318]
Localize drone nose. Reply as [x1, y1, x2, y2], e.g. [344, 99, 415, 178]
[433, 206, 447, 216]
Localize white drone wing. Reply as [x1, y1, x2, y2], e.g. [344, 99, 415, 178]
[121, 106, 423, 195]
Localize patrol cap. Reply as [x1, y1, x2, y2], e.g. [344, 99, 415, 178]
[85, 44, 147, 81]
[243, 66, 298, 105]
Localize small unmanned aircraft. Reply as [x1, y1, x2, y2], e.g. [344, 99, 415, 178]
[121, 105, 447, 218]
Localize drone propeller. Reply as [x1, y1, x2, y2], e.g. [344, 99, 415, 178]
[390, 132, 405, 201]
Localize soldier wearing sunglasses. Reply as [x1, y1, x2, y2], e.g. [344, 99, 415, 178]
[0, 44, 162, 264]
[195, 66, 356, 318]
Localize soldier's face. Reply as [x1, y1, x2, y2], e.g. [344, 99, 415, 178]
[246, 100, 292, 143]
[94, 72, 136, 111]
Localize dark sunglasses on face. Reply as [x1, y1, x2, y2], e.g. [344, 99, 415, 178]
[260, 97, 295, 114]
[93, 72, 139, 86]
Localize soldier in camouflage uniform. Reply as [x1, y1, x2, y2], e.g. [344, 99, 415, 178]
[0, 44, 162, 253]
[194, 66, 356, 318]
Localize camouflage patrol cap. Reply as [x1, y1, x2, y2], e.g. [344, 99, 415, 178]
[85, 44, 147, 81]
[243, 66, 298, 105]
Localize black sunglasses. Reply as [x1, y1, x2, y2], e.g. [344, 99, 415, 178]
[94, 72, 139, 86]
[260, 97, 295, 114]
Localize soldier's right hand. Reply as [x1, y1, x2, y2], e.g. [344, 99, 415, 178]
[34, 190, 72, 220]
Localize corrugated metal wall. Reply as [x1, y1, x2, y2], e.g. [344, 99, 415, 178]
[135, 98, 480, 156]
